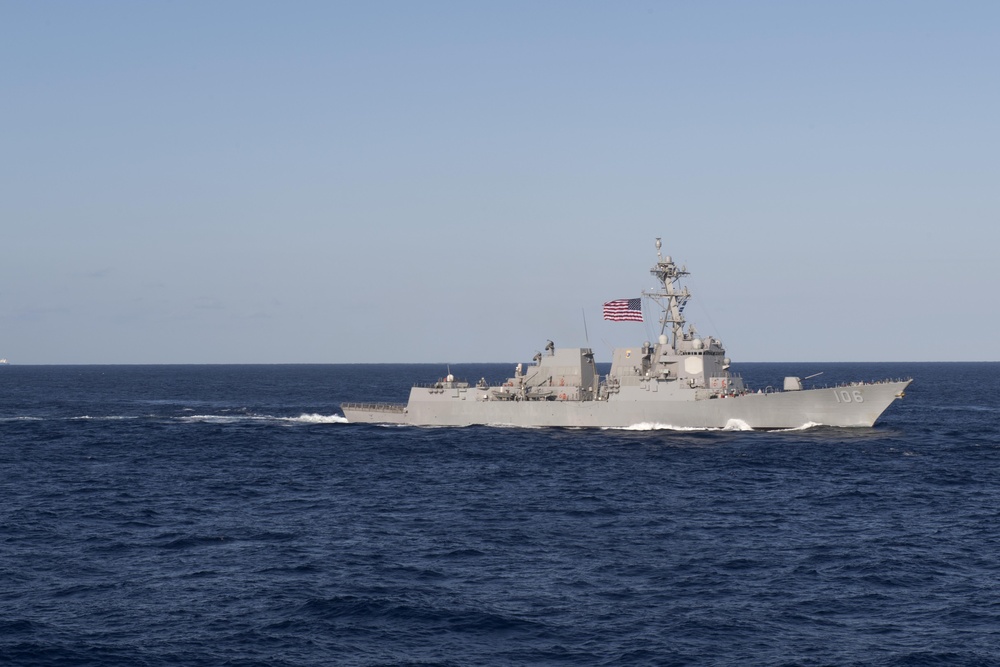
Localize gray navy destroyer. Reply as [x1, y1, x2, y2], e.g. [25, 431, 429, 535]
[341, 238, 910, 429]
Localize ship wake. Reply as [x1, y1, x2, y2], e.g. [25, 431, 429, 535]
[286, 413, 349, 424]
[179, 413, 348, 425]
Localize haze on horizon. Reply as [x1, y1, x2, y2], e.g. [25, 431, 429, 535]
[3, 1, 998, 365]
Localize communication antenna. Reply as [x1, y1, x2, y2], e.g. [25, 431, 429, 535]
[601, 337, 615, 356]
[582, 308, 590, 344]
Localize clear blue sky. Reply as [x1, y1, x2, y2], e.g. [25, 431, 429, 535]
[3, 1, 997, 364]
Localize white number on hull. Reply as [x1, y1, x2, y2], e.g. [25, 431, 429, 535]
[833, 389, 865, 403]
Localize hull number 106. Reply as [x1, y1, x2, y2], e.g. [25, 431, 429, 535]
[833, 389, 864, 404]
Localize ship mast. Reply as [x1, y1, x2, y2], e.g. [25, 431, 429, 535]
[642, 237, 691, 350]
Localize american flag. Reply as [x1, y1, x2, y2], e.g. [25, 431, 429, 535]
[603, 298, 643, 322]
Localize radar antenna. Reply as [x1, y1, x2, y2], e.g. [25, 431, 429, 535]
[642, 238, 691, 350]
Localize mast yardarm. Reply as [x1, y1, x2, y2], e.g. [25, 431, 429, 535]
[643, 237, 691, 349]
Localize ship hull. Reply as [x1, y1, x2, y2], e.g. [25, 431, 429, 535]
[341, 380, 910, 429]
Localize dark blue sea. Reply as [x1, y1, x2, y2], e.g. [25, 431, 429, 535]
[2, 362, 999, 666]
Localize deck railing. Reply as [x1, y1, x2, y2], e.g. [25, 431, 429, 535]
[339, 402, 406, 413]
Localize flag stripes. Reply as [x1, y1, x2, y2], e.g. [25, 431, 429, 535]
[603, 298, 643, 322]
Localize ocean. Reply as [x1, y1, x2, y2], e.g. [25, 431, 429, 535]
[1, 362, 998, 666]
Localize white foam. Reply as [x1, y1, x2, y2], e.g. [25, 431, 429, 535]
[605, 418, 755, 432]
[609, 422, 713, 432]
[283, 413, 349, 424]
[722, 418, 754, 431]
[180, 414, 247, 424]
[178, 413, 349, 425]
[774, 421, 825, 432]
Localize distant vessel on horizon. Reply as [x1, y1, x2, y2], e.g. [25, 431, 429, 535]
[341, 238, 910, 429]
[0, 358, 8, 365]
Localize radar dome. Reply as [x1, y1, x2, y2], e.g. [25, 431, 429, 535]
[692, 338, 703, 350]
[658, 334, 668, 346]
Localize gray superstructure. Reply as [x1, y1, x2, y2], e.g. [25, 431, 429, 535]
[341, 239, 910, 429]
